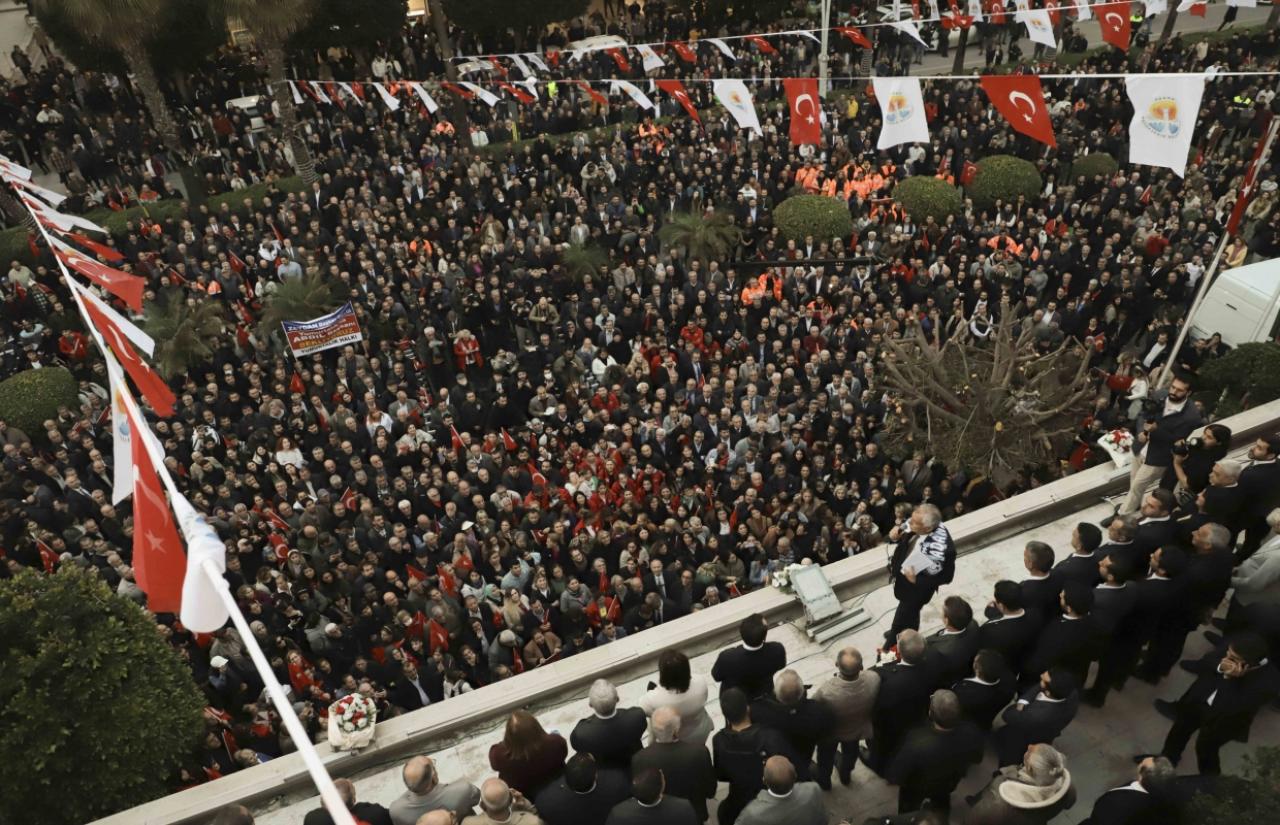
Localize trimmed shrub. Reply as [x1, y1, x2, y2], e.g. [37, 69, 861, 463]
[894, 176, 963, 224]
[0, 367, 79, 436]
[0, 567, 205, 824]
[1070, 152, 1120, 181]
[1195, 341, 1280, 417]
[773, 194, 853, 243]
[968, 154, 1043, 212]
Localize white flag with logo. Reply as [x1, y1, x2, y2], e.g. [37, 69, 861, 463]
[705, 38, 737, 61]
[105, 354, 132, 505]
[713, 79, 763, 136]
[1125, 74, 1205, 178]
[874, 77, 929, 149]
[613, 79, 655, 110]
[1144, 0, 1168, 14]
[1073, 0, 1093, 19]
[636, 44, 665, 72]
[968, 0, 985, 20]
[1024, 10, 1057, 48]
[172, 488, 230, 633]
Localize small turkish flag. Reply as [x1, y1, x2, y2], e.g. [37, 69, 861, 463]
[450, 425, 464, 452]
[1097, 1, 1132, 51]
[340, 487, 358, 511]
[574, 80, 607, 106]
[501, 428, 518, 451]
[836, 26, 872, 48]
[784, 78, 822, 146]
[441, 81, 474, 100]
[961, 161, 979, 186]
[79, 289, 176, 417]
[671, 41, 697, 63]
[52, 241, 145, 312]
[128, 405, 186, 614]
[980, 75, 1057, 147]
[289, 372, 305, 394]
[1189, 2, 1206, 15]
[62, 230, 124, 262]
[657, 79, 700, 124]
[36, 537, 58, 573]
[605, 48, 631, 72]
[745, 35, 777, 54]
[498, 81, 534, 104]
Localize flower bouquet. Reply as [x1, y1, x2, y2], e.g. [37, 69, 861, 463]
[327, 693, 377, 751]
[770, 563, 804, 592]
[1097, 428, 1135, 470]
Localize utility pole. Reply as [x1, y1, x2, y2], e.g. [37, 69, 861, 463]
[819, 0, 833, 97]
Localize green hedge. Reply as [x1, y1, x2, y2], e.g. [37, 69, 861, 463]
[894, 176, 963, 225]
[0, 567, 205, 825]
[0, 367, 79, 436]
[773, 194, 853, 243]
[968, 154, 1043, 213]
[1195, 342, 1280, 418]
[1070, 152, 1120, 181]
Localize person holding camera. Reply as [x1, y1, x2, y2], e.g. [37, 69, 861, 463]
[1119, 375, 1202, 515]
[1160, 424, 1231, 509]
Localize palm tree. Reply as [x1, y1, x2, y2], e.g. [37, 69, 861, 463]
[33, 0, 184, 156]
[141, 293, 227, 379]
[658, 210, 742, 267]
[220, 0, 319, 185]
[560, 242, 607, 283]
[256, 273, 338, 343]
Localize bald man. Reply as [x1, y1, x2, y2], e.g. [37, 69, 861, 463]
[461, 778, 543, 825]
[417, 813, 456, 825]
[391, 755, 482, 825]
[734, 756, 826, 825]
[632, 707, 717, 822]
[303, 778, 393, 825]
[749, 669, 834, 783]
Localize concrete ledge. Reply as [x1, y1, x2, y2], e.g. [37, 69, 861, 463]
[92, 399, 1280, 825]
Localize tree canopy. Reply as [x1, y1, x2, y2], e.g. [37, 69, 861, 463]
[441, 0, 589, 35]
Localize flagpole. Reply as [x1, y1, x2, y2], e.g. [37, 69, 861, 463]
[3, 170, 359, 825]
[1156, 117, 1279, 389]
[819, 0, 833, 97]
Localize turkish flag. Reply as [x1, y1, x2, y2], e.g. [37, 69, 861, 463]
[980, 75, 1057, 147]
[450, 425, 464, 451]
[574, 80, 608, 105]
[440, 81, 474, 100]
[784, 78, 822, 146]
[961, 161, 979, 186]
[1098, 1, 1132, 50]
[51, 239, 145, 312]
[60, 230, 124, 262]
[745, 35, 777, 54]
[1189, 2, 1206, 15]
[835, 26, 872, 48]
[36, 537, 58, 573]
[605, 48, 631, 72]
[79, 289, 177, 417]
[671, 41, 697, 62]
[657, 79, 700, 124]
[340, 487, 358, 511]
[128, 404, 186, 614]
[497, 81, 534, 104]
[501, 428, 518, 451]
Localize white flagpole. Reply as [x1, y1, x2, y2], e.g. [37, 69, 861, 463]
[0, 162, 359, 825]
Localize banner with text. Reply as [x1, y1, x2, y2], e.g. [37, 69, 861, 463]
[283, 303, 363, 357]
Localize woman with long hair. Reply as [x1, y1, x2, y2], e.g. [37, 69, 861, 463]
[487, 709, 567, 797]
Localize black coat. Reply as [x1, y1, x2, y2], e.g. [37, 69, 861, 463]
[885, 721, 985, 798]
[303, 802, 393, 825]
[924, 621, 980, 686]
[711, 641, 788, 700]
[890, 526, 957, 602]
[750, 696, 836, 778]
[1138, 396, 1202, 468]
[870, 660, 937, 764]
[536, 768, 631, 825]
[605, 796, 699, 825]
[978, 612, 1042, 670]
[1134, 517, 1176, 563]
[952, 675, 1017, 730]
[1020, 575, 1062, 621]
[1091, 584, 1139, 635]
[712, 723, 791, 810]
[995, 688, 1078, 760]
[1052, 552, 1100, 594]
[1021, 614, 1097, 682]
[1176, 648, 1280, 743]
[1238, 459, 1280, 524]
[388, 668, 444, 712]
[632, 741, 718, 822]
[570, 707, 648, 770]
[1082, 786, 1168, 825]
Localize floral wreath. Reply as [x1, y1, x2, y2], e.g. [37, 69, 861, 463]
[330, 694, 377, 734]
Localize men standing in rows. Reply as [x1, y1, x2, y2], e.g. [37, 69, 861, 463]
[1019, 542, 1060, 618]
[750, 670, 833, 783]
[632, 708, 717, 823]
[885, 690, 984, 814]
[1021, 583, 1096, 689]
[1237, 435, 1280, 557]
[1053, 523, 1103, 593]
[992, 669, 1079, 767]
[536, 754, 629, 825]
[389, 756, 481, 825]
[883, 504, 956, 649]
[924, 597, 980, 686]
[712, 614, 787, 701]
[734, 756, 827, 825]
[979, 581, 1041, 667]
[813, 647, 880, 790]
[571, 680, 647, 771]
[712, 688, 790, 825]
[953, 650, 1017, 731]
[605, 769, 698, 825]
[866, 630, 935, 775]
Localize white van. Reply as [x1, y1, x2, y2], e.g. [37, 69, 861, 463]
[1191, 256, 1280, 346]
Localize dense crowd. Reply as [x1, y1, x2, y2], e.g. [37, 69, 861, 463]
[0, 0, 1278, 809]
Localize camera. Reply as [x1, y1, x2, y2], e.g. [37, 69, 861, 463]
[1140, 398, 1162, 417]
[1172, 437, 1202, 457]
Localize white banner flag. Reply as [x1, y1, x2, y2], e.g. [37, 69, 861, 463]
[793, 30, 822, 43]
[1073, 0, 1093, 19]
[613, 79, 655, 110]
[460, 81, 500, 107]
[968, 0, 985, 20]
[373, 82, 401, 111]
[1013, 0, 1031, 21]
[712, 79, 763, 136]
[705, 38, 737, 61]
[891, 21, 928, 48]
[525, 53, 549, 72]
[171, 488, 231, 633]
[874, 77, 930, 149]
[1144, 0, 1168, 14]
[1125, 74, 1205, 178]
[1226, 0, 1256, 7]
[106, 355, 132, 505]
[1024, 10, 1057, 48]
[509, 54, 533, 78]
[288, 80, 304, 105]
[410, 82, 439, 114]
[636, 44, 665, 72]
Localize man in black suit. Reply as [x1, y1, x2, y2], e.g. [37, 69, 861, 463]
[1098, 515, 1144, 575]
[883, 504, 956, 647]
[571, 678, 647, 770]
[1137, 527, 1230, 682]
[978, 581, 1041, 671]
[606, 768, 699, 825]
[1053, 523, 1102, 594]
[1021, 583, 1096, 689]
[1080, 757, 1177, 825]
[388, 661, 443, 712]
[536, 753, 630, 825]
[1134, 489, 1177, 565]
[633, 707, 717, 822]
[712, 688, 790, 825]
[644, 558, 684, 605]
[750, 669, 834, 783]
[712, 613, 787, 701]
[1147, 633, 1280, 775]
[1237, 434, 1280, 557]
[992, 669, 1080, 766]
[1019, 542, 1060, 619]
[302, 778, 393, 825]
[1119, 374, 1202, 514]
[1092, 557, 1140, 636]
[886, 690, 985, 813]
[924, 596, 980, 686]
[867, 630, 936, 775]
[953, 649, 1016, 730]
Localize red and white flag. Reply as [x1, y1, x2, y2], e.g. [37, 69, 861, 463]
[981, 75, 1057, 147]
[126, 397, 186, 613]
[51, 236, 145, 312]
[836, 26, 873, 48]
[1098, 1, 1132, 50]
[745, 35, 777, 54]
[74, 283, 176, 417]
[671, 41, 697, 63]
[501, 428, 518, 451]
[657, 79, 700, 124]
[340, 487, 358, 511]
[575, 81, 608, 106]
[1227, 117, 1277, 235]
[450, 424, 464, 452]
[784, 77, 823, 146]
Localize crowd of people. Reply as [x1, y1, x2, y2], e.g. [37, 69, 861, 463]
[0, 0, 1278, 817]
